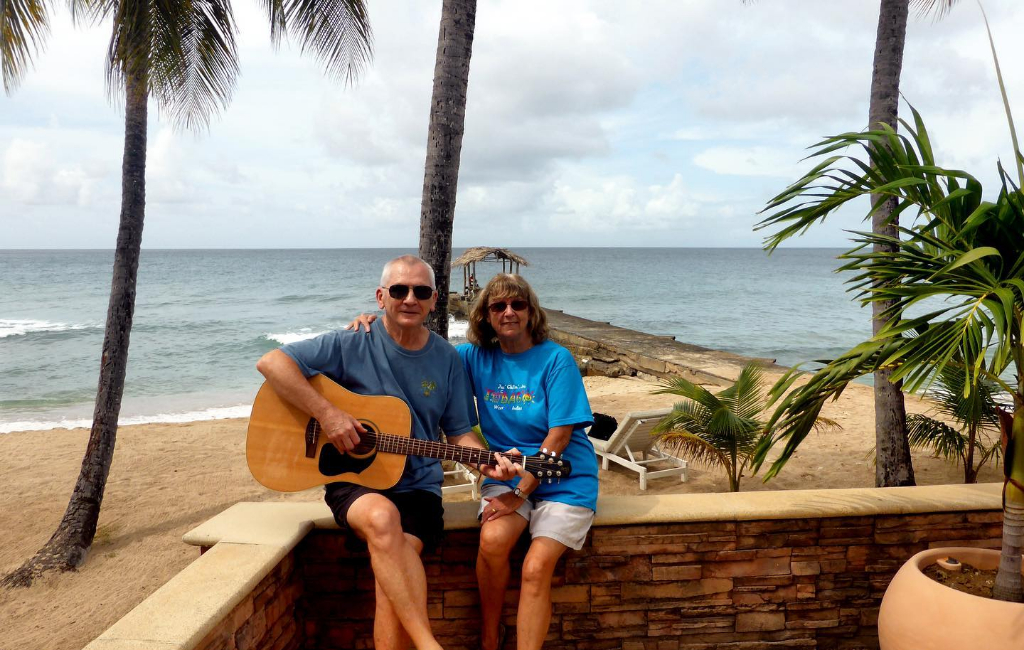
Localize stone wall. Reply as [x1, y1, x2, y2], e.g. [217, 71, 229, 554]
[296, 509, 1002, 650]
[195, 553, 304, 650]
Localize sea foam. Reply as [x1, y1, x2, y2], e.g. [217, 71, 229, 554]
[0, 319, 92, 339]
[266, 320, 469, 344]
[449, 318, 469, 339]
[0, 404, 253, 434]
[265, 329, 329, 345]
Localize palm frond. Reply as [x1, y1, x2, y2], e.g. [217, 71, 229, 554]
[262, 0, 372, 84]
[102, 0, 240, 130]
[656, 432, 730, 471]
[1, 0, 50, 93]
[910, 0, 958, 20]
[907, 413, 966, 461]
[654, 375, 724, 413]
[653, 399, 714, 437]
[157, 0, 239, 130]
[721, 363, 766, 420]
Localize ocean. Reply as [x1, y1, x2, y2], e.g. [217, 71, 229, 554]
[0, 248, 868, 433]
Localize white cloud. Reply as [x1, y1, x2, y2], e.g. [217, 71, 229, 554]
[544, 172, 708, 234]
[692, 145, 804, 178]
[2, 138, 103, 206]
[2, 0, 1023, 248]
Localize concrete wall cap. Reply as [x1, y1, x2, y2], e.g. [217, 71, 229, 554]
[83, 542, 287, 650]
[183, 483, 1002, 549]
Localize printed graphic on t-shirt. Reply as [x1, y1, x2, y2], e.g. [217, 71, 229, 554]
[421, 379, 437, 397]
[483, 383, 536, 411]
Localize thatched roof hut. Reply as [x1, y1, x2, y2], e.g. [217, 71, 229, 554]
[451, 247, 529, 295]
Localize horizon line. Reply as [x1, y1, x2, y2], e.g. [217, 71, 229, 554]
[0, 245, 846, 252]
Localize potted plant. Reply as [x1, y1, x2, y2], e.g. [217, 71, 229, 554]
[754, 10, 1023, 649]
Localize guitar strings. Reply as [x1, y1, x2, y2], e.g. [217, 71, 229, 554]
[310, 421, 558, 472]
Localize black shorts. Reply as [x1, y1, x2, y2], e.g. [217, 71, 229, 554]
[324, 482, 445, 554]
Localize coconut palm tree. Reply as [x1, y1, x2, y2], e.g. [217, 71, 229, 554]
[756, 36, 1024, 601]
[653, 363, 836, 492]
[867, 0, 917, 488]
[0, 0, 371, 588]
[419, 0, 476, 339]
[864, 0, 960, 487]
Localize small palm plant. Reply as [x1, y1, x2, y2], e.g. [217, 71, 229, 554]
[653, 363, 836, 492]
[907, 357, 1003, 484]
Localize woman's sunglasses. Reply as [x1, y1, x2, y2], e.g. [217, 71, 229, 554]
[487, 299, 529, 314]
[385, 284, 434, 300]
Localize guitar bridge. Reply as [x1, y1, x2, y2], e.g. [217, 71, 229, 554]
[305, 418, 318, 458]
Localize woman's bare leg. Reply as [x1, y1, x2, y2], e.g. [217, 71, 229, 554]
[516, 537, 568, 650]
[477, 514, 528, 650]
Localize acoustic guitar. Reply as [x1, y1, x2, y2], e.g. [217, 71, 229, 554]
[247, 374, 572, 492]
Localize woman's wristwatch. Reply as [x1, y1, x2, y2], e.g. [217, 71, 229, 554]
[512, 486, 528, 499]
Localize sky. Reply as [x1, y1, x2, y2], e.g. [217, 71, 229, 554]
[2, 0, 1023, 249]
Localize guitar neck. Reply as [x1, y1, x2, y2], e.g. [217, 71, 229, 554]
[363, 431, 505, 467]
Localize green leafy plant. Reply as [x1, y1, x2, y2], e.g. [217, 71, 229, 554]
[755, 6, 1024, 602]
[906, 356, 1003, 484]
[652, 363, 837, 492]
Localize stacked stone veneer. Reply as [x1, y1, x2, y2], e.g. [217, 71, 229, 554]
[195, 553, 303, 650]
[295, 509, 1001, 650]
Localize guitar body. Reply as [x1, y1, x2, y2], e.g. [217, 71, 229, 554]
[247, 374, 412, 492]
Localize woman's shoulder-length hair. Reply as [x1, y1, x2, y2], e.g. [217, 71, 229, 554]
[466, 274, 549, 349]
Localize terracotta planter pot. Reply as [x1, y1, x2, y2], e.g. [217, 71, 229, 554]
[878, 547, 1024, 650]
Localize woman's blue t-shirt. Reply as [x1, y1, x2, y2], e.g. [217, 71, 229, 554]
[458, 340, 598, 510]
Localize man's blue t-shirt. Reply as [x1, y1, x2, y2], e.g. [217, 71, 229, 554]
[457, 340, 598, 510]
[281, 318, 477, 496]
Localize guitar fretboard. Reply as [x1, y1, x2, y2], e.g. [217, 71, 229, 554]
[311, 422, 544, 471]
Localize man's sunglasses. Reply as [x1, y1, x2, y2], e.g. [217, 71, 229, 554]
[488, 299, 529, 314]
[384, 284, 434, 300]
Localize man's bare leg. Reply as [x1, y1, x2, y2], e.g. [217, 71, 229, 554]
[372, 533, 423, 650]
[516, 537, 567, 650]
[477, 515, 528, 650]
[347, 494, 441, 650]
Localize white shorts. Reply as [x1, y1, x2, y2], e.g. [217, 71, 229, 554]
[478, 483, 595, 551]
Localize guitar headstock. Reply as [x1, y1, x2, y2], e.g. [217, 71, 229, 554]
[524, 447, 572, 483]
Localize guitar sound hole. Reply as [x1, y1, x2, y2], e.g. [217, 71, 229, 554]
[318, 421, 378, 477]
[352, 422, 377, 456]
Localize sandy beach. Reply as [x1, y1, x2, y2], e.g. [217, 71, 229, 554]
[0, 375, 1001, 650]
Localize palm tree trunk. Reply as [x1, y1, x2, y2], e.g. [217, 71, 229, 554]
[993, 408, 1024, 602]
[868, 0, 916, 488]
[418, 0, 476, 339]
[1, 68, 148, 589]
[964, 422, 978, 484]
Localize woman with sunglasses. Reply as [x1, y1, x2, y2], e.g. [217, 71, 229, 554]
[348, 273, 598, 649]
[463, 273, 598, 650]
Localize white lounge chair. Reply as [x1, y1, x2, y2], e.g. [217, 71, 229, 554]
[441, 462, 479, 499]
[589, 408, 687, 490]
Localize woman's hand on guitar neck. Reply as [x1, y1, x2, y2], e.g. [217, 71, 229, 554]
[478, 448, 523, 482]
[345, 313, 377, 332]
[316, 405, 367, 452]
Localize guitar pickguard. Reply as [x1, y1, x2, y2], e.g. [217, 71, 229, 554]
[319, 443, 377, 476]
